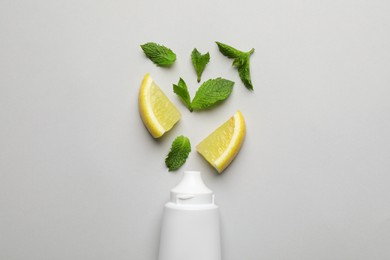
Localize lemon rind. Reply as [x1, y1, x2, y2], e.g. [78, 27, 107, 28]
[214, 111, 245, 172]
[139, 74, 166, 138]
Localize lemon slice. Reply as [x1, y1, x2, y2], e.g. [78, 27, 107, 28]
[138, 73, 181, 138]
[196, 111, 246, 173]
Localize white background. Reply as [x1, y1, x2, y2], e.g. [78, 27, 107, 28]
[1, 0, 390, 259]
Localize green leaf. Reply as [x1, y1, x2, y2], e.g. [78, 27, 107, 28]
[191, 78, 234, 111]
[140, 42, 176, 67]
[216, 42, 255, 91]
[238, 59, 253, 91]
[191, 48, 210, 82]
[173, 78, 193, 112]
[215, 41, 242, 59]
[165, 135, 191, 171]
[232, 53, 248, 67]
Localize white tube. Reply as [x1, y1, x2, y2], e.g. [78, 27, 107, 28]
[158, 171, 222, 260]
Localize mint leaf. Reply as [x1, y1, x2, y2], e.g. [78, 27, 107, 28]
[165, 135, 191, 171]
[215, 41, 242, 58]
[191, 48, 210, 82]
[173, 78, 193, 112]
[216, 42, 255, 91]
[140, 42, 176, 67]
[191, 78, 234, 111]
[237, 58, 253, 91]
[232, 54, 247, 67]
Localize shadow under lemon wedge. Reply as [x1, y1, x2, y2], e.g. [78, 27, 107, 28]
[196, 111, 246, 173]
[138, 73, 181, 138]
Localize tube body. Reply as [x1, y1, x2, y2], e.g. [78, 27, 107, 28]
[158, 171, 221, 260]
[158, 203, 221, 260]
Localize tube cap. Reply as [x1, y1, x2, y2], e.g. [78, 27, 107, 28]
[170, 171, 214, 205]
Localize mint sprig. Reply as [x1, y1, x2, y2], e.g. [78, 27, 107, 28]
[165, 135, 191, 171]
[216, 42, 255, 91]
[191, 48, 210, 82]
[173, 78, 234, 112]
[140, 42, 176, 67]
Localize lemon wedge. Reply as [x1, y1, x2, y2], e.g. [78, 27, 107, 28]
[138, 73, 181, 138]
[196, 110, 246, 173]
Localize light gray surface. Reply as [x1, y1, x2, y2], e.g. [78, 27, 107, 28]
[1, 0, 390, 259]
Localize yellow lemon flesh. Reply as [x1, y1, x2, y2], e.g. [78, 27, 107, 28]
[196, 111, 246, 173]
[138, 73, 181, 138]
